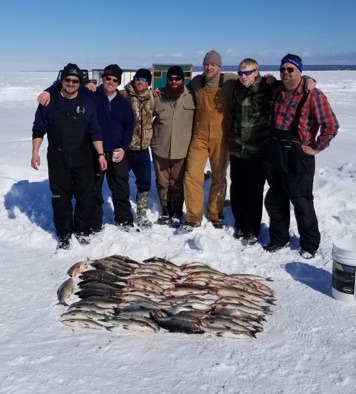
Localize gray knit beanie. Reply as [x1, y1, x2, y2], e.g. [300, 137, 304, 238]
[203, 50, 222, 67]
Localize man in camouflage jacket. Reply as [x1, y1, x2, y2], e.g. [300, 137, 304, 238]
[121, 69, 155, 229]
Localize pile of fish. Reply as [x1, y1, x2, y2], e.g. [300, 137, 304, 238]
[57, 255, 275, 339]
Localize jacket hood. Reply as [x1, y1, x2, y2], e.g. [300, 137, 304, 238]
[124, 81, 152, 100]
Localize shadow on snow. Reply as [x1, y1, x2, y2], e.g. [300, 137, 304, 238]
[285, 261, 332, 298]
[4, 179, 114, 234]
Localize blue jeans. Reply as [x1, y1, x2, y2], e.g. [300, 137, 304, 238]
[126, 148, 152, 193]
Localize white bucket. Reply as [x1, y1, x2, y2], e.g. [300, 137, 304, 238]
[332, 236, 356, 303]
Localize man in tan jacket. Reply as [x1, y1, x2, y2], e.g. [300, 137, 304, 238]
[152, 66, 195, 228]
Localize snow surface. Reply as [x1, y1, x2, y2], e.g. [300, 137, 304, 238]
[1, 71, 356, 394]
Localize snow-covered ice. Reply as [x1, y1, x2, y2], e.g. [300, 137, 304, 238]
[1, 71, 356, 394]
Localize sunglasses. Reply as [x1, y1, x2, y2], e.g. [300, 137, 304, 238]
[104, 76, 119, 83]
[280, 67, 296, 73]
[134, 77, 148, 83]
[168, 76, 182, 82]
[64, 77, 80, 84]
[238, 69, 256, 76]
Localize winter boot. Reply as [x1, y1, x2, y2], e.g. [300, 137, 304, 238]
[169, 213, 182, 228]
[157, 205, 170, 225]
[136, 191, 152, 229]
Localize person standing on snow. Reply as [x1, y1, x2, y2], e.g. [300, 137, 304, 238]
[264, 53, 339, 259]
[31, 63, 107, 249]
[152, 66, 195, 228]
[121, 69, 155, 229]
[183, 50, 237, 231]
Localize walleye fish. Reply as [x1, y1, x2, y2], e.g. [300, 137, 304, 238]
[67, 302, 115, 315]
[143, 256, 180, 268]
[215, 302, 270, 317]
[227, 316, 264, 332]
[182, 271, 225, 281]
[181, 261, 220, 271]
[223, 278, 274, 297]
[106, 317, 159, 332]
[106, 255, 142, 269]
[214, 287, 274, 304]
[164, 305, 202, 315]
[67, 260, 94, 277]
[61, 318, 105, 330]
[217, 296, 271, 311]
[70, 296, 119, 308]
[117, 302, 164, 312]
[118, 294, 165, 307]
[140, 267, 180, 280]
[131, 269, 178, 281]
[150, 314, 204, 334]
[172, 311, 204, 323]
[60, 309, 108, 322]
[201, 316, 257, 336]
[211, 307, 266, 322]
[228, 273, 273, 282]
[166, 294, 218, 305]
[215, 303, 262, 320]
[98, 258, 136, 271]
[201, 325, 255, 339]
[57, 277, 75, 306]
[114, 309, 154, 319]
[163, 289, 208, 298]
[182, 269, 226, 279]
[108, 313, 157, 325]
[75, 288, 121, 300]
[79, 269, 128, 284]
[78, 279, 125, 292]
[179, 279, 209, 287]
[92, 260, 133, 276]
[128, 275, 174, 289]
[181, 265, 223, 276]
[167, 300, 212, 311]
[126, 279, 166, 293]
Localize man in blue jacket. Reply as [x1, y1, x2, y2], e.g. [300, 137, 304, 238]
[31, 63, 107, 249]
[89, 64, 134, 231]
[39, 64, 135, 231]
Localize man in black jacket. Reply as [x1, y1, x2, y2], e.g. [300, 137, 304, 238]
[31, 63, 107, 250]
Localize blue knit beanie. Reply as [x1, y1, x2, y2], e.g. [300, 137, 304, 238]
[281, 54, 303, 71]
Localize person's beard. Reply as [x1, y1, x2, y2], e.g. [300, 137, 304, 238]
[166, 83, 184, 99]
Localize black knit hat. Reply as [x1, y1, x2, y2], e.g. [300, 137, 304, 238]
[134, 68, 152, 85]
[61, 63, 82, 82]
[102, 64, 123, 83]
[167, 66, 184, 80]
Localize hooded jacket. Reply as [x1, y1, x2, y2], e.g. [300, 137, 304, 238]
[121, 82, 154, 151]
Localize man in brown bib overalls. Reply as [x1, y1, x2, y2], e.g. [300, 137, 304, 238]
[183, 50, 237, 231]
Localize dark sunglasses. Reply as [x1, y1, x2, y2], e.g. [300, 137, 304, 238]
[64, 77, 80, 84]
[104, 76, 119, 83]
[168, 76, 182, 82]
[238, 69, 256, 76]
[134, 76, 148, 83]
[280, 67, 296, 73]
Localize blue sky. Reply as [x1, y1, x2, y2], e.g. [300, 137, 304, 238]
[1, 0, 356, 71]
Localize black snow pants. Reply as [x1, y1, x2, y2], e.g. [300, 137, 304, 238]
[47, 111, 96, 238]
[264, 129, 320, 253]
